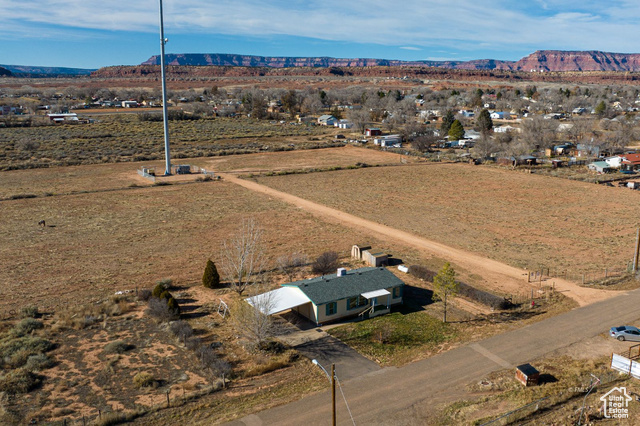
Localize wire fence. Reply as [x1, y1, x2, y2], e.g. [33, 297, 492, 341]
[479, 371, 622, 425]
[525, 263, 633, 287]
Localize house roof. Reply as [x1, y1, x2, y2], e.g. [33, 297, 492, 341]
[622, 153, 640, 165]
[284, 267, 404, 305]
[246, 286, 310, 315]
[318, 114, 335, 121]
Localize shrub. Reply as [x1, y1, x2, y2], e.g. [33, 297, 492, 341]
[138, 289, 152, 302]
[151, 283, 166, 298]
[202, 259, 221, 289]
[0, 369, 41, 394]
[170, 320, 194, 343]
[312, 251, 339, 275]
[157, 278, 173, 290]
[103, 340, 134, 354]
[146, 297, 179, 322]
[0, 336, 54, 368]
[12, 318, 43, 337]
[24, 353, 55, 372]
[20, 305, 39, 318]
[408, 265, 436, 282]
[456, 282, 514, 310]
[133, 372, 155, 388]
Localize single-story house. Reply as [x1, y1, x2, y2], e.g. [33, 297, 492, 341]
[490, 111, 509, 120]
[46, 113, 78, 122]
[318, 115, 337, 126]
[588, 161, 612, 173]
[374, 134, 403, 148]
[621, 153, 640, 171]
[121, 101, 138, 108]
[246, 267, 404, 325]
[604, 156, 623, 168]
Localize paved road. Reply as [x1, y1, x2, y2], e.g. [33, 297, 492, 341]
[231, 288, 640, 426]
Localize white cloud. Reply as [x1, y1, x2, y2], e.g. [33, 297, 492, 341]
[2, 1, 640, 56]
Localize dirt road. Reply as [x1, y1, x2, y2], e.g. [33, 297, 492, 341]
[219, 173, 615, 307]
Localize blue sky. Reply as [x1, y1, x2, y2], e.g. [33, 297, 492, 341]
[2, 0, 640, 69]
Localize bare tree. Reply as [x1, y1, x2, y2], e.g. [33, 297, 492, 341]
[196, 345, 231, 387]
[234, 287, 278, 348]
[312, 251, 339, 275]
[519, 115, 556, 150]
[277, 252, 308, 282]
[473, 134, 497, 159]
[347, 108, 370, 134]
[221, 219, 264, 295]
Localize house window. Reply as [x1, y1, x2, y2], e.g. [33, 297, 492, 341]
[347, 297, 358, 310]
[393, 286, 402, 299]
[326, 302, 337, 316]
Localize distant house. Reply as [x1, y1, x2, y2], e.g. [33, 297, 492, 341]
[121, 101, 138, 108]
[46, 112, 78, 122]
[621, 153, 640, 171]
[374, 134, 402, 148]
[494, 125, 520, 134]
[459, 110, 474, 118]
[572, 107, 587, 115]
[604, 156, 623, 168]
[246, 267, 404, 325]
[317, 115, 337, 126]
[588, 161, 612, 174]
[365, 127, 382, 136]
[334, 119, 353, 129]
[490, 111, 509, 120]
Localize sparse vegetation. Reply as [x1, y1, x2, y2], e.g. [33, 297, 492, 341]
[311, 251, 339, 275]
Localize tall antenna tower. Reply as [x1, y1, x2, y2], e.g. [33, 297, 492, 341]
[158, 0, 171, 175]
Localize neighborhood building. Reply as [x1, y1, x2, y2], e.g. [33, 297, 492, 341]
[46, 112, 78, 122]
[365, 127, 382, 137]
[246, 267, 404, 325]
[317, 115, 337, 126]
[373, 134, 402, 148]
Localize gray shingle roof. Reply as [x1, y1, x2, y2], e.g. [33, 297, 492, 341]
[283, 267, 404, 305]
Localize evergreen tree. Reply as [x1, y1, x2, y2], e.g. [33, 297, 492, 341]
[595, 101, 607, 116]
[448, 119, 465, 141]
[440, 110, 455, 135]
[476, 109, 493, 134]
[202, 259, 221, 289]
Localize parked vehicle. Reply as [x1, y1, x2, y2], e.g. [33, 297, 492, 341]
[610, 326, 640, 341]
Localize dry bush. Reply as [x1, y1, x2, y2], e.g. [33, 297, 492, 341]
[103, 340, 134, 355]
[133, 371, 156, 388]
[243, 356, 291, 378]
[0, 369, 41, 394]
[457, 282, 514, 310]
[408, 265, 436, 282]
[312, 251, 339, 275]
[0, 336, 54, 369]
[169, 320, 194, 344]
[138, 289, 152, 302]
[11, 318, 43, 337]
[24, 353, 55, 372]
[53, 296, 134, 330]
[20, 305, 39, 319]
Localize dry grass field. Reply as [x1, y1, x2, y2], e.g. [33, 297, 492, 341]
[0, 115, 334, 171]
[253, 162, 640, 274]
[0, 148, 421, 314]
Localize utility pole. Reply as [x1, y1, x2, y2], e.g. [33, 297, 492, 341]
[331, 363, 336, 426]
[634, 228, 640, 273]
[158, 0, 171, 175]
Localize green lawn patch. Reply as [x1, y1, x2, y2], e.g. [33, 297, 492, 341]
[328, 312, 457, 366]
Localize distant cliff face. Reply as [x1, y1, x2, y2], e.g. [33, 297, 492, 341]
[141, 53, 514, 70]
[141, 51, 640, 72]
[505, 50, 640, 72]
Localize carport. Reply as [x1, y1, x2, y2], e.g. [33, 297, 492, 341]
[246, 287, 311, 315]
